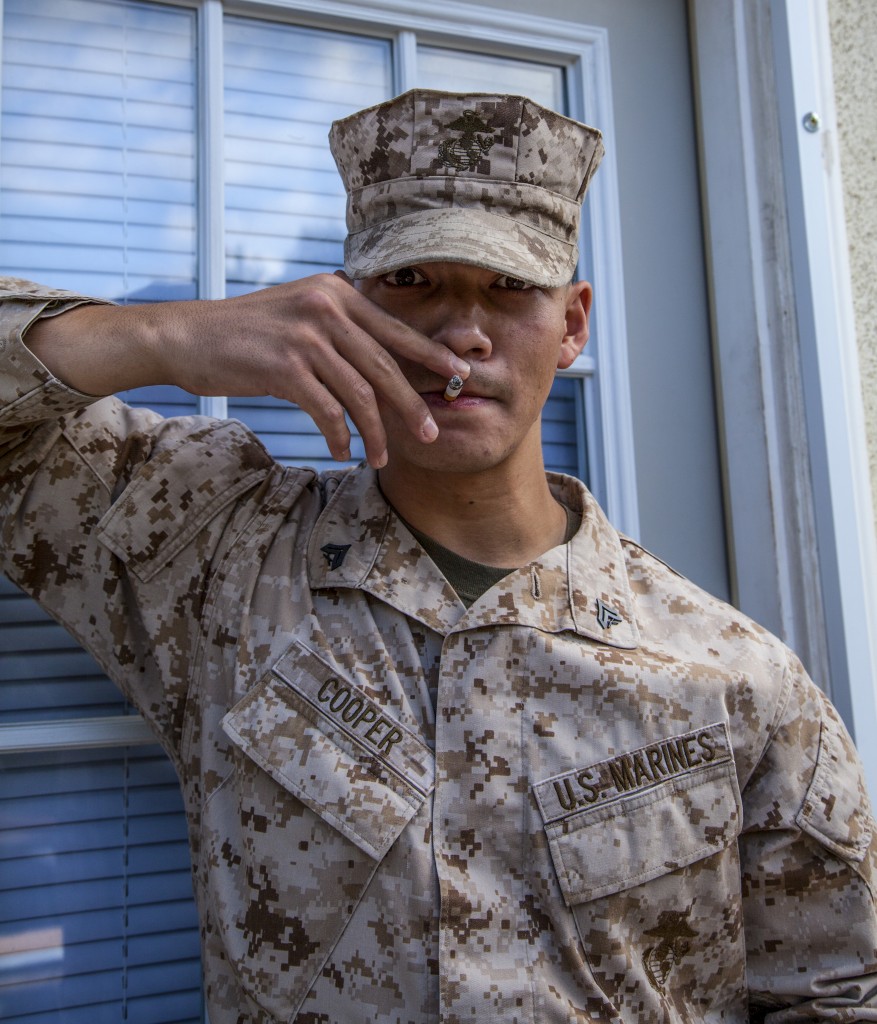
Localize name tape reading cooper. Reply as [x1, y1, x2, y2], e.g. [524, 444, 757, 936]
[534, 722, 732, 824]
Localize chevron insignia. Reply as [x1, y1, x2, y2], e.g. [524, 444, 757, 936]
[595, 597, 623, 630]
[320, 543, 351, 571]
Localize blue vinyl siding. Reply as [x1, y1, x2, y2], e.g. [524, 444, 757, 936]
[0, 747, 200, 1023]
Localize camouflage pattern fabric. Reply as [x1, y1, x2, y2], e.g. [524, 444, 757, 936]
[329, 91, 604, 288]
[2, 279, 876, 1023]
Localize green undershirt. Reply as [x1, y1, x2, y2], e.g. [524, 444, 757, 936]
[403, 505, 581, 609]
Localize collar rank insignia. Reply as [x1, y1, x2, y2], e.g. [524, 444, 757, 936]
[595, 597, 623, 630]
[321, 543, 351, 571]
[438, 110, 496, 171]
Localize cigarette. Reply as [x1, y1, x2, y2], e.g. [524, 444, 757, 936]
[443, 375, 464, 402]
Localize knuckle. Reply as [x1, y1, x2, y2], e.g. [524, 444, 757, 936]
[351, 377, 376, 405]
[370, 345, 399, 377]
[323, 402, 348, 427]
[299, 283, 337, 318]
[407, 392, 429, 416]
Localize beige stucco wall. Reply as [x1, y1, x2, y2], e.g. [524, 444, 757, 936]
[829, 1, 877, 542]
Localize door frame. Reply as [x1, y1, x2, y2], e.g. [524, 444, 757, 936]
[689, 0, 877, 791]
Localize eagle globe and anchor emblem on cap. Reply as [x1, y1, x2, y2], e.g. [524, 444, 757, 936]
[438, 109, 497, 170]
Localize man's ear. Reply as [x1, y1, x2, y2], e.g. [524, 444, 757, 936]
[557, 280, 592, 370]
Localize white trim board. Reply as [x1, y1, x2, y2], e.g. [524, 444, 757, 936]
[690, 0, 877, 792]
[772, 0, 877, 787]
[689, 0, 828, 672]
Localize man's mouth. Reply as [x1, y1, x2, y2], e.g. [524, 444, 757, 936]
[422, 389, 491, 410]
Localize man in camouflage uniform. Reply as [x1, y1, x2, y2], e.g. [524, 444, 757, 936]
[1, 90, 876, 1022]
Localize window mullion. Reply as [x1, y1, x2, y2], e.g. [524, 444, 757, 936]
[394, 29, 417, 92]
[198, 0, 228, 418]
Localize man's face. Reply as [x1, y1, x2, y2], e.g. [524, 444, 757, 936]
[355, 261, 591, 477]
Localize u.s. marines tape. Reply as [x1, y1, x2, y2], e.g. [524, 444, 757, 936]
[534, 722, 733, 825]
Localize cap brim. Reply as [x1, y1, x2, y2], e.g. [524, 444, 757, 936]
[344, 207, 577, 288]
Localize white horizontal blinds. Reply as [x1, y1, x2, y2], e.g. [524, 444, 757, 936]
[0, 746, 201, 1022]
[224, 17, 390, 293]
[223, 395, 365, 469]
[224, 17, 389, 465]
[0, 0, 198, 304]
[417, 47, 589, 486]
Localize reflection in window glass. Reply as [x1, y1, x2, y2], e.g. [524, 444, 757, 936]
[0, 0, 201, 727]
[417, 46, 564, 109]
[0, 0, 197, 303]
[224, 17, 392, 296]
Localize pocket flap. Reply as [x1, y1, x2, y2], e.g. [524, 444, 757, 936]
[222, 642, 434, 861]
[98, 418, 272, 581]
[534, 723, 742, 905]
[796, 695, 874, 864]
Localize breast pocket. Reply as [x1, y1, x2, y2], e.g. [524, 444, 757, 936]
[534, 723, 748, 1022]
[201, 641, 434, 1019]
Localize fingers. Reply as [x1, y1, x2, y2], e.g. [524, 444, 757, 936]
[337, 327, 438, 443]
[291, 346, 391, 468]
[281, 278, 464, 468]
[219, 274, 471, 468]
[347, 286, 471, 382]
[291, 320, 434, 470]
[335, 269, 470, 381]
[292, 373, 368, 465]
[324, 288, 469, 460]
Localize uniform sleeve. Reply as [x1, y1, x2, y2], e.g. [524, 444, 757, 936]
[740, 652, 877, 1021]
[0, 277, 114, 428]
[0, 277, 279, 757]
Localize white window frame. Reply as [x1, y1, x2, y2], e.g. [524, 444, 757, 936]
[0, 0, 638, 753]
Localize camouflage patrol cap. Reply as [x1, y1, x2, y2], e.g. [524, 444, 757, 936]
[329, 90, 604, 288]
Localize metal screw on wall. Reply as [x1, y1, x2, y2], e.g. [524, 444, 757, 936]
[802, 111, 821, 133]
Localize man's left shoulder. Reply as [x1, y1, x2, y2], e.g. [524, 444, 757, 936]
[618, 533, 782, 666]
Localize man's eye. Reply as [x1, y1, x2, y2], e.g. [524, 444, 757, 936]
[384, 267, 427, 286]
[496, 275, 532, 291]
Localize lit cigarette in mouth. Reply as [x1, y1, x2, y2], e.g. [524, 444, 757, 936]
[443, 375, 464, 402]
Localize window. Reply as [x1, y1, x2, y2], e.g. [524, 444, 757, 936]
[0, 1, 632, 1017]
[1, 4, 204, 1016]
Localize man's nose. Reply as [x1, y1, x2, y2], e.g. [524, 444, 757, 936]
[430, 310, 493, 362]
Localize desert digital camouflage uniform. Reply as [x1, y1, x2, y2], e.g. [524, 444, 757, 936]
[1, 278, 876, 1024]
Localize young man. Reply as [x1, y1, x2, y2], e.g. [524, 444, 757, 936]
[1, 90, 875, 1023]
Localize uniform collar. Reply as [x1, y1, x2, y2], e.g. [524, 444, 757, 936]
[307, 465, 639, 649]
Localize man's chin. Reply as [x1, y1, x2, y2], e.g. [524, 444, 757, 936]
[383, 434, 519, 479]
